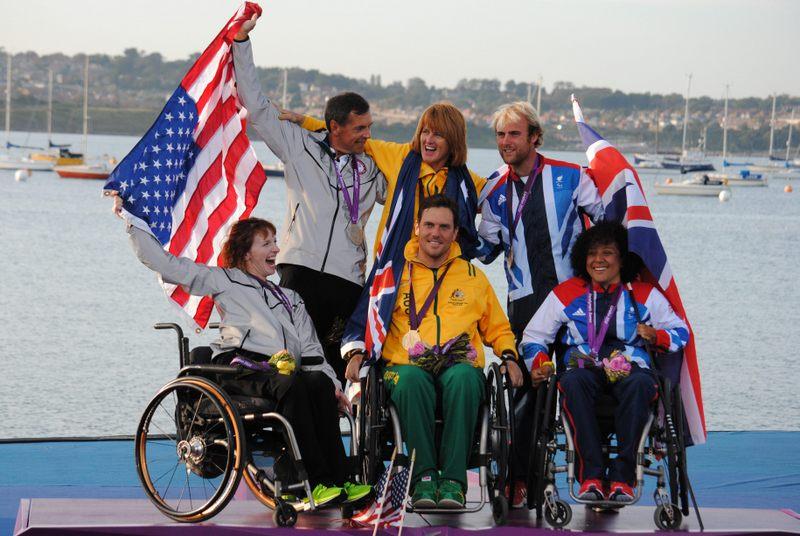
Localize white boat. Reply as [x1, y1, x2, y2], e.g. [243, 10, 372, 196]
[667, 75, 714, 173]
[654, 175, 730, 196]
[706, 170, 767, 187]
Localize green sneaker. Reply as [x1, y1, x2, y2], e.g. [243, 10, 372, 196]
[437, 479, 465, 509]
[411, 475, 438, 509]
[304, 483, 345, 507]
[343, 481, 372, 503]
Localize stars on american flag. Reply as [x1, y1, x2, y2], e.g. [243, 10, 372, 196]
[112, 87, 200, 244]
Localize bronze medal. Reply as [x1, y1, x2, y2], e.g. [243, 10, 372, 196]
[346, 221, 364, 245]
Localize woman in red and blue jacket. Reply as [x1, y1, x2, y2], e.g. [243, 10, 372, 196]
[520, 222, 688, 503]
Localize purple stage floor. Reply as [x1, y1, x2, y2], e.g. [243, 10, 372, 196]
[13, 498, 800, 535]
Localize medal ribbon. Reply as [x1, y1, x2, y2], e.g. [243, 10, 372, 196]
[586, 285, 623, 358]
[505, 155, 544, 258]
[333, 155, 362, 224]
[261, 280, 294, 322]
[408, 263, 451, 330]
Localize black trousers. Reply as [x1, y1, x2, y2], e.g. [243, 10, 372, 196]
[268, 370, 348, 487]
[279, 264, 363, 385]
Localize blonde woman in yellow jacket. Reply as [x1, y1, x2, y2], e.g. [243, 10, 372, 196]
[286, 103, 487, 258]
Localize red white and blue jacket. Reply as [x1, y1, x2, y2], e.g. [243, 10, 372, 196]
[520, 278, 689, 372]
[477, 159, 603, 310]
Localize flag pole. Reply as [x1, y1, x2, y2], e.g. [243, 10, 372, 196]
[396, 449, 416, 536]
[372, 447, 397, 536]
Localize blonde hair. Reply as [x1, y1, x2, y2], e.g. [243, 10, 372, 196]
[410, 102, 468, 167]
[491, 101, 544, 148]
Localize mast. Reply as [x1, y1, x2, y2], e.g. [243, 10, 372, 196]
[681, 74, 692, 156]
[47, 69, 53, 142]
[786, 108, 795, 162]
[654, 110, 660, 155]
[4, 53, 10, 145]
[768, 94, 776, 158]
[536, 75, 543, 114]
[526, 83, 532, 104]
[82, 55, 88, 156]
[281, 68, 288, 109]
[722, 84, 729, 161]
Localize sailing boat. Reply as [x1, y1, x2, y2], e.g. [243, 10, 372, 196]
[0, 54, 56, 172]
[661, 74, 715, 173]
[28, 69, 84, 168]
[54, 57, 112, 180]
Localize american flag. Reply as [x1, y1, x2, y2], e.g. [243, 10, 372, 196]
[351, 452, 412, 528]
[571, 95, 706, 445]
[104, 2, 266, 328]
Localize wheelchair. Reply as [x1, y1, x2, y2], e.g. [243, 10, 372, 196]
[134, 323, 357, 527]
[526, 349, 703, 530]
[355, 361, 515, 525]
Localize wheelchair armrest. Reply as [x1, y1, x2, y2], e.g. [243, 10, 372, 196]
[178, 364, 247, 377]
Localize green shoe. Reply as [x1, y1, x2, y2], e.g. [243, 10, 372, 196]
[437, 479, 465, 509]
[304, 483, 345, 507]
[343, 481, 372, 503]
[411, 476, 438, 509]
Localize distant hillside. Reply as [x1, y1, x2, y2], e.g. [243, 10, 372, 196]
[2, 48, 799, 153]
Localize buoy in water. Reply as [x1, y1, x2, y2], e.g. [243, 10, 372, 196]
[665, 177, 673, 184]
[14, 169, 30, 182]
[785, 185, 793, 193]
[718, 190, 731, 202]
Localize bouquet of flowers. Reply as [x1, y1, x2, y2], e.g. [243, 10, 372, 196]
[408, 333, 477, 375]
[268, 350, 297, 376]
[602, 350, 631, 383]
[567, 349, 599, 370]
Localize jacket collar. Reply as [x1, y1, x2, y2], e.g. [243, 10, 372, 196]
[403, 236, 462, 269]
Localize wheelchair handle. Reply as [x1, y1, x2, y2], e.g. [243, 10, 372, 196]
[154, 322, 190, 368]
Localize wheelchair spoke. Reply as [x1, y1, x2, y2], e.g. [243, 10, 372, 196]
[149, 419, 178, 444]
[151, 460, 181, 485]
[185, 393, 205, 440]
[186, 468, 193, 511]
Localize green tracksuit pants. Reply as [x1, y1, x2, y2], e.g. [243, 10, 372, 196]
[384, 363, 485, 490]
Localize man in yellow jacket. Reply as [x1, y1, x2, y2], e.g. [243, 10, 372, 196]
[345, 194, 523, 509]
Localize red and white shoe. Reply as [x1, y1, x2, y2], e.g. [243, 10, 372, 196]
[505, 480, 527, 509]
[577, 478, 605, 501]
[608, 481, 635, 503]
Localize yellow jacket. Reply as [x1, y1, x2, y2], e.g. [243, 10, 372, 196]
[380, 237, 517, 368]
[301, 116, 486, 256]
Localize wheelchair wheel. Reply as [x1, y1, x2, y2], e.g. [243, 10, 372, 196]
[135, 376, 244, 522]
[544, 498, 572, 528]
[273, 500, 298, 527]
[487, 364, 511, 500]
[654, 503, 683, 530]
[357, 366, 384, 485]
[491, 495, 509, 525]
[528, 377, 557, 517]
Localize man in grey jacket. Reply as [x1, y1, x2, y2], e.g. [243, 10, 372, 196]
[233, 15, 386, 383]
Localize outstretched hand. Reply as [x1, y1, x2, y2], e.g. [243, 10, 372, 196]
[279, 109, 305, 125]
[105, 190, 124, 218]
[335, 389, 352, 415]
[234, 13, 259, 41]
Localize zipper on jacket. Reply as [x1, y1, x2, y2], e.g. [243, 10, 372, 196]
[286, 203, 300, 238]
[319, 177, 341, 272]
[432, 267, 441, 345]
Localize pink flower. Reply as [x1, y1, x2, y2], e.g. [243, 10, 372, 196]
[602, 352, 631, 382]
[409, 341, 427, 358]
[466, 346, 477, 360]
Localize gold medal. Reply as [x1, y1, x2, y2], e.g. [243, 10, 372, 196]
[346, 222, 365, 246]
[402, 329, 422, 350]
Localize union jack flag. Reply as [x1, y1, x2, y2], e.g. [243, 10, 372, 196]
[341, 165, 417, 373]
[571, 95, 706, 445]
[104, 2, 266, 328]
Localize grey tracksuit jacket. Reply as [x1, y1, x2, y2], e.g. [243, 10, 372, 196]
[232, 40, 386, 287]
[128, 225, 341, 391]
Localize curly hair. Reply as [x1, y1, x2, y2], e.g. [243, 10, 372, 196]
[569, 222, 641, 283]
[220, 218, 277, 271]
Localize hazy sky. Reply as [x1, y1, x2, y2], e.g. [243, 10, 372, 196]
[2, 0, 797, 99]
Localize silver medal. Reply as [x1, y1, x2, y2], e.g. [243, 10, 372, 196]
[346, 221, 364, 245]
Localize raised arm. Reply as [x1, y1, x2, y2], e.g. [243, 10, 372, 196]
[577, 168, 604, 222]
[232, 16, 306, 162]
[127, 224, 226, 296]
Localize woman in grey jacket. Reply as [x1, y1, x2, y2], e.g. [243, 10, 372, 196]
[125, 216, 370, 506]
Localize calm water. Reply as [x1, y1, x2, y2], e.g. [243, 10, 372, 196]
[1, 131, 798, 438]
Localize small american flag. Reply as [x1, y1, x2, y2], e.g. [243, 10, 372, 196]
[571, 95, 706, 445]
[104, 2, 266, 328]
[351, 449, 413, 528]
